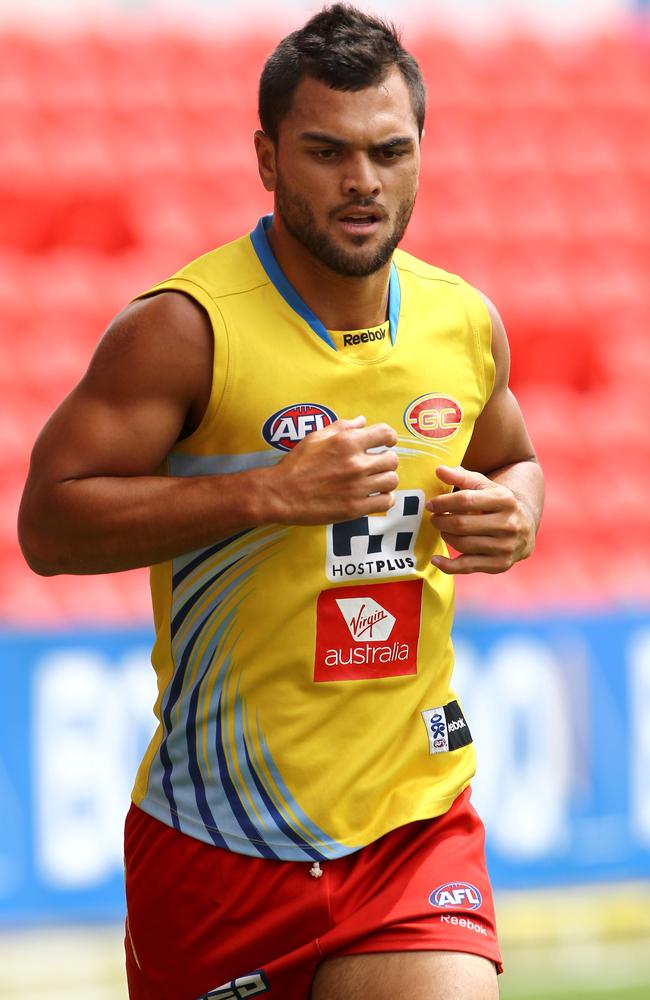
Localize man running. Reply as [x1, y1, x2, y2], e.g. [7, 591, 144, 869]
[19, 5, 543, 998]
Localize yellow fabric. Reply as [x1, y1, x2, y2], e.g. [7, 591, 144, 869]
[132, 220, 495, 861]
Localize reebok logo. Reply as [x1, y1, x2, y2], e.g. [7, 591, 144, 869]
[342, 328, 386, 347]
[439, 914, 488, 937]
[448, 718, 466, 733]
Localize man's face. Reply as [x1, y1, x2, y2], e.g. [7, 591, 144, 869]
[265, 67, 420, 277]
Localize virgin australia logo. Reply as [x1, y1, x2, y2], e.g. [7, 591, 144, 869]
[335, 597, 396, 642]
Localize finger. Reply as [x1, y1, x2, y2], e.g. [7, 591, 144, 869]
[428, 488, 509, 516]
[439, 532, 512, 556]
[364, 470, 400, 495]
[364, 448, 399, 476]
[435, 464, 492, 491]
[430, 512, 509, 536]
[359, 491, 396, 515]
[355, 423, 399, 451]
[431, 552, 506, 575]
[328, 415, 367, 434]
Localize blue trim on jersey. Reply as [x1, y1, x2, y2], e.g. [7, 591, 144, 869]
[215, 695, 280, 860]
[241, 731, 324, 861]
[159, 621, 205, 828]
[249, 214, 400, 349]
[388, 264, 401, 346]
[172, 530, 250, 589]
[171, 558, 242, 639]
[185, 679, 231, 851]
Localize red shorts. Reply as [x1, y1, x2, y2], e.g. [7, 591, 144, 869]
[124, 787, 501, 1000]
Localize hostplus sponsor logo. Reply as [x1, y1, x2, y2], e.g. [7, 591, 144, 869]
[262, 403, 337, 452]
[429, 882, 482, 911]
[326, 490, 424, 582]
[342, 327, 386, 348]
[314, 580, 423, 682]
[199, 970, 270, 999]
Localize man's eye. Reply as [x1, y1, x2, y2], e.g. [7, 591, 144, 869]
[378, 149, 406, 160]
[313, 149, 339, 159]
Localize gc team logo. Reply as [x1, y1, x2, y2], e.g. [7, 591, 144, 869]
[262, 403, 337, 452]
[404, 394, 462, 441]
[429, 882, 482, 911]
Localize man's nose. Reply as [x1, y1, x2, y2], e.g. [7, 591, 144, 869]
[341, 153, 381, 199]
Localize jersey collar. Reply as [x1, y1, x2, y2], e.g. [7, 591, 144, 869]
[249, 214, 401, 351]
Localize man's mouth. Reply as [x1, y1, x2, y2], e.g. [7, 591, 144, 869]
[336, 210, 383, 234]
[340, 212, 379, 224]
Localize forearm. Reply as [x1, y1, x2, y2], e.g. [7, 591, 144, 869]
[20, 417, 401, 577]
[18, 468, 275, 576]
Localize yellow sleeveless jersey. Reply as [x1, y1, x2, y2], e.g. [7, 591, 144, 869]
[131, 215, 495, 862]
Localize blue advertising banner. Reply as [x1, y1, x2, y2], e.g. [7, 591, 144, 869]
[0, 612, 649, 924]
[454, 613, 650, 889]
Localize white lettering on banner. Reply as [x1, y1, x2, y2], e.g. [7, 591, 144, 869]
[630, 629, 650, 846]
[452, 637, 571, 859]
[33, 648, 156, 888]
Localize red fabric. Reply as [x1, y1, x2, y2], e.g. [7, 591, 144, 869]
[124, 787, 501, 1000]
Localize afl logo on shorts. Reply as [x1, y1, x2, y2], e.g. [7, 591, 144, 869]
[429, 882, 482, 910]
[404, 394, 462, 441]
[262, 403, 337, 452]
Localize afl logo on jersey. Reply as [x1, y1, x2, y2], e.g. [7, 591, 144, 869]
[404, 394, 462, 441]
[429, 882, 482, 911]
[262, 403, 337, 452]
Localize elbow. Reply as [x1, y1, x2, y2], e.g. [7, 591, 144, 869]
[18, 531, 62, 577]
[17, 502, 64, 577]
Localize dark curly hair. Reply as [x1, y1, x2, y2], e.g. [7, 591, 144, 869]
[258, 4, 426, 142]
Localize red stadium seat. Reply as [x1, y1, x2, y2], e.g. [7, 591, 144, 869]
[1, 27, 649, 617]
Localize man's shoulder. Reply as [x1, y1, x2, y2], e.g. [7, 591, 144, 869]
[169, 230, 269, 301]
[393, 247, 467, 288]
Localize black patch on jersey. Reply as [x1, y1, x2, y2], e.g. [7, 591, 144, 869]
[443, 700, 473, 751]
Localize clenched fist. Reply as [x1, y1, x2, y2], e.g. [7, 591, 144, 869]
[264, 416, 399, 526]
[428, 464, 537, 575]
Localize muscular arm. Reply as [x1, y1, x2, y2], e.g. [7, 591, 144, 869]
[19, 293, 399, 576]
[427, 296, 544, 574]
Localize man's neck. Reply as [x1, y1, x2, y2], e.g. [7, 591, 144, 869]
[266, 218, 391, 332]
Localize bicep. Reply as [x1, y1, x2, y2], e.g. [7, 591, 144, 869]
[462, 294, 537, 475]
[25, 292, 213, 488]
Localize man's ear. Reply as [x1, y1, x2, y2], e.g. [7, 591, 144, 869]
[254, 130, 277, 192]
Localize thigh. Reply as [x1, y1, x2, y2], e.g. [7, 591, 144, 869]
[311, 950, 499, 1000]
